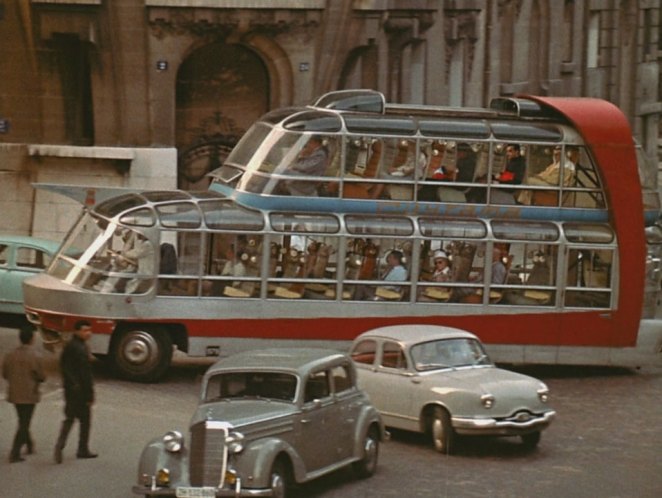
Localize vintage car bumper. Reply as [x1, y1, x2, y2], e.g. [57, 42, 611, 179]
[451, 409, 556, 436]
[132, 483, 272, 497]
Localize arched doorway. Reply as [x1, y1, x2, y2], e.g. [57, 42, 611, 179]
[176, 43, 269, 190]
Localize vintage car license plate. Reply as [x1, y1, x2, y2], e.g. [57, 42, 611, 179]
[175, 487, 216, 498]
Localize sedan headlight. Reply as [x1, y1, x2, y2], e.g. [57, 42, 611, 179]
[481, 394, 495, 409]
[227, 431, 245, 454]
[537, 386, 550, 403]
[163, 430, 184, 453]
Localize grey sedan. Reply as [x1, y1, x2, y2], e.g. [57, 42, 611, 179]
[350, 325, 555, 454]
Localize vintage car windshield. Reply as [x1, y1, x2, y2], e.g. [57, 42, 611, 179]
[410, 338, 492, 371]
[204, 371, 298, 403]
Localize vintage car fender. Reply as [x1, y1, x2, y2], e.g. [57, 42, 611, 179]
[136, 437, 190, 487]
[352, 406, 385, 457]
[233, 436, 304, 488]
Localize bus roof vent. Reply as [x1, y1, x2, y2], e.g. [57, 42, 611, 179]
[312, 90, 385, 114]
[489, 97, 545, 118]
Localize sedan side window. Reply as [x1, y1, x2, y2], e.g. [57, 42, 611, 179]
[350, 339, 377, 366]
[304, 370, 330, 403]
[331, 364, 353, 394]
[381, 341, 407, 370]
[17, 247, 50, 269]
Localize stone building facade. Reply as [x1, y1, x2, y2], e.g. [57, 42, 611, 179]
[0, 0, 660, 241]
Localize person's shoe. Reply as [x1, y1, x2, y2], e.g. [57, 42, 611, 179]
[76, 452, 98, 459]
[54, 446, 63, 464]
[26, 441, 34, 455]
[9, 455, 25, 463]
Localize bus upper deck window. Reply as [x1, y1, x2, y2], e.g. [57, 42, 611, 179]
[119, 208, 155, 227]
[200, 200, 264, 231]
[156, 202, 202, 229]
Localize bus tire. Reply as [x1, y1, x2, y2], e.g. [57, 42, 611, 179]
[111, 326, 172, 382]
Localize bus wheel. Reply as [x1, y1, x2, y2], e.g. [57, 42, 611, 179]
[111, 326, 172, 382]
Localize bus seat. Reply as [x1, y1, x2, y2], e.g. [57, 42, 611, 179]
[342, 140, 384, 199]
[274, 286, 303, 299]
[532, 190, 559, 206]
[437, 186, 466, 202]
[375, 286, 403, 301]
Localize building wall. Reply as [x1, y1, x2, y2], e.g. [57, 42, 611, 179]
[0, 0, 660, 241]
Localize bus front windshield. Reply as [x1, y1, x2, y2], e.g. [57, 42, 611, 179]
[49, 211, 156, 294]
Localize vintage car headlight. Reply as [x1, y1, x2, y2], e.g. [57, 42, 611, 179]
[225, 468, 238, 486]
[163, 430, 184, 453]
[537, 385, 550, 403]
[481, 394, 495, 409]
[227, 431, 245, 454]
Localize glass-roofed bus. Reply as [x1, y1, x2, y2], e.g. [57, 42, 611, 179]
[23, 90, 662, 381]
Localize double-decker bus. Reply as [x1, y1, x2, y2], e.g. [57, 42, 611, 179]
[24, 90, 662, 381]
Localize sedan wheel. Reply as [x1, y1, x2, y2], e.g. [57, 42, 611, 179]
[521, 431, 541, 449]
[269, 460, 290, 498]
[430, 407, 454, 454]
[352, 426, 379, 478]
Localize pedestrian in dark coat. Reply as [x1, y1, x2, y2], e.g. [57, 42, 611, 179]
[2, 325, 45, 463]
[54, 320, 98, 463]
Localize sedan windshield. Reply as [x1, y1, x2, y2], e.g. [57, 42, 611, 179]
[204, 372, 297, 403]
[410, 338, 492, 371]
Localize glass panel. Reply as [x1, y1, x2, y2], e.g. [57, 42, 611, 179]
[565, 248, 613, 308]
[381, 342, 406, 369]
[119, 208, 155, 227]
[419, 218, 487, 238]
[142, 191, 190, 203]
[270, 213, 339, 233]
[491, 122, 563, 141]
[16, 248, 50, 269]
[411, 338, 490, 370]
[351, 340, 377, 365]
[283, 111, 343, 132]
[346, 216, 413, 236]
[419, 119, 490, 139]
[204, 372, 297, 403]
[344, 115, 416, 135]
[200, 200, 264, 231]
[346, 240, 411, 301]
[305, 370, 330, 402]
[492, 220, 559, 241]
[331, 364, 353, 393]
[516, 145, 580, 206]
[564, 223, 614, 243]
[0, 244, 8, 265]
[156, 203, 201, 229]
[224, 122, 272, 168]
[95, 193, 146, 218]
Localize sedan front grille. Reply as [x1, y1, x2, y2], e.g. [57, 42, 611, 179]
[189, 421, 230, 487]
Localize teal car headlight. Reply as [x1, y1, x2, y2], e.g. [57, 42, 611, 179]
[163, 430, 184, 453]
[537, 385, 550, 403]
[481, 394, 495, 409]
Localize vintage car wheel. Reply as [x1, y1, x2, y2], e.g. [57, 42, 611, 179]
[521, 431, 541, 449]
[430, 407, 454, 454]
[111, 326, 172, 382]
[269, 459, 291, 498]
[352, 426, 380, 478]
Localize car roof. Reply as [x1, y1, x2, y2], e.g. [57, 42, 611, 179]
[354, 324, 479, 346]
[0, 234, 61, 253]
[205, 348, 348, 377]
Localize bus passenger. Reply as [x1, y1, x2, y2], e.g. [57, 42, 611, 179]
[518, 146, 577, 205]
[354, 250, 407, 301]
[495, 144, 526, 186]
[282, 135, 330, 196]
[420, 250, 452, 301]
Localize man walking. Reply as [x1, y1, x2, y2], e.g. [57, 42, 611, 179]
[54, 320, 98, 463]
[2, 325, 45, 463]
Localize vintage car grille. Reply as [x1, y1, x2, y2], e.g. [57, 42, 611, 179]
[503, 410, 538, 423]
[189, 421, 229, 487]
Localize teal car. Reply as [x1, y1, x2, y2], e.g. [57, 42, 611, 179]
[0, 235, 60, 315]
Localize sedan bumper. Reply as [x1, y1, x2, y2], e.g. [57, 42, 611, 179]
[451, 409, 556, 436]
[131, 485, 272, 497]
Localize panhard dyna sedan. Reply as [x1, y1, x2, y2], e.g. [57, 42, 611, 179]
[350, 325, 556, 454]
[132, 348, 385, 497]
